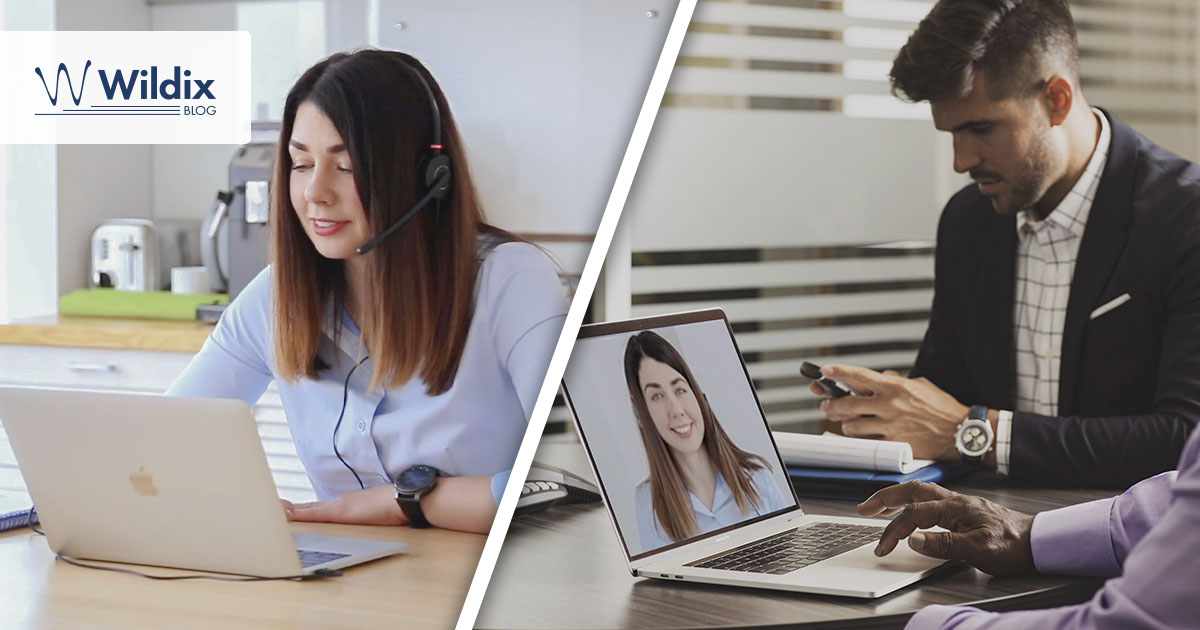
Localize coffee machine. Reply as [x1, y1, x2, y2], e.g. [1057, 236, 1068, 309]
[204, 143, 275, 302]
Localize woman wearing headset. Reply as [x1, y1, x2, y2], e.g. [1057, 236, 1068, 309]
[168, 50, 568, 534]
[624, 331, 790, 550]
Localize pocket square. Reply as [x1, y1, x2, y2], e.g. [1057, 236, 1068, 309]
[1090, 293, 1131, 320]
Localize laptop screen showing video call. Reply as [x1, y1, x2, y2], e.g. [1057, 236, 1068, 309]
[563, 315, 799, 560]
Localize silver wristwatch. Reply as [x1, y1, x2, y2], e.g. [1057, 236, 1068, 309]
[955, 405, 995, 463]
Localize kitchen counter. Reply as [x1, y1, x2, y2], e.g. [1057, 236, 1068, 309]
[0, 314, 213, 353]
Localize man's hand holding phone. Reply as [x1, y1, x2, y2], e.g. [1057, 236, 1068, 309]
[803, 363, 978, 463]
[800, 361, 863, 398]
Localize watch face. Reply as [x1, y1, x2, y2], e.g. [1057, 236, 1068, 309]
[396, 466, 438, 493]
[959, 421, 992, 456]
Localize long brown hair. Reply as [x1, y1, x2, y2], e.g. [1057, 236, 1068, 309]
[624, 331, 772, 542]
[272, 49, 512, 393]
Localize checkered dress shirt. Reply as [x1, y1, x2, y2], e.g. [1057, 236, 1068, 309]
[995, 109, 1111, 475]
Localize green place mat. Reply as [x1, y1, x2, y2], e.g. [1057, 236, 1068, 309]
[58, 289, 229, 321]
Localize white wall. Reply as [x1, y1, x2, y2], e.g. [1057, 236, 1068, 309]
[1, 0, 9, 317]
[57, 0, 145, 29]
[2, 0, 58, 320]
[241, 0, 325, 121]
[54, 0, 153, 295]
[0, 0, 6, 319]
[324, 0, 367, 53]
[148, 1, 239, 223]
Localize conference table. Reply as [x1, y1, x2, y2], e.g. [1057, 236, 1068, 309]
[475, 434, 1115, 630]
[0, 521, 485, 629]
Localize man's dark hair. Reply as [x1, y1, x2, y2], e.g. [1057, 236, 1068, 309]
[890, 0, 1080, 103]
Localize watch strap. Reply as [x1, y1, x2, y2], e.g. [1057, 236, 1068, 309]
[397, 494, 432, 528]
[968, 404, 989, 421]
[395, 466, 441, 528]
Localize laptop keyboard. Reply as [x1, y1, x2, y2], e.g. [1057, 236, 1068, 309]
[298, 549, 352, 568]
[685, 522, 884, 575]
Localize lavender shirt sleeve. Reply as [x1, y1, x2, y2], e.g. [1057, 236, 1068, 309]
[905, 430, 1200, 629]
[491, 470, 510, 504]
[167, 266, 273, 404]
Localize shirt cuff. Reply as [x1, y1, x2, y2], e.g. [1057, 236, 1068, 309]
[1030, 497, 1120, 577]
[490, 470, 511, 505]
[994, 410, 1013, 476]
[907, 604, 993, 629]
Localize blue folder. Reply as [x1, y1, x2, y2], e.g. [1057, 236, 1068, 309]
[788, 462, 974, 501]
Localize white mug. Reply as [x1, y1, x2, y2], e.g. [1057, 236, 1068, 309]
[171, 266, 211, 295]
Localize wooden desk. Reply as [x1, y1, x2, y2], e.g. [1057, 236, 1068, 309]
[0, 522, 484, 629]
[475, 438, 1113, 630]
[0, 314, 213, 353]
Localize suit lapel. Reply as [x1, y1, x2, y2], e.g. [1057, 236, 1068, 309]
[978, 209, 1017, 406]
[1059, 111, 1135, 413]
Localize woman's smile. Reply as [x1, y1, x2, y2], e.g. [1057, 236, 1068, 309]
[668, 420, 694, 439]
[311, 218, 351, 237]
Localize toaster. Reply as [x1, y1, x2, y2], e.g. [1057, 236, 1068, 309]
[91, 219, 157, 292]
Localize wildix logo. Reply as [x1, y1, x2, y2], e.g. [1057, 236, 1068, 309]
[34, 60, 218, 116]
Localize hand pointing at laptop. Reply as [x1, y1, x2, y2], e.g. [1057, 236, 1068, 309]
[857, 481, 1035, 577]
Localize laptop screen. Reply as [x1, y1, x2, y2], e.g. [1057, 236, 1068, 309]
[562, 310, 800, 561]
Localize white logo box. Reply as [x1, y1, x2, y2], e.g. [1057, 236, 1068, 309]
[0, 31, 251, 144]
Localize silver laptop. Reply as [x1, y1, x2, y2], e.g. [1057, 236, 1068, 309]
[0, 386, 406, 578]
[560, 309, 952, 598]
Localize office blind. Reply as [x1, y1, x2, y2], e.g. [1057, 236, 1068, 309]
[668, 0, 1197, 152]
[1073, 0, 1198, 158]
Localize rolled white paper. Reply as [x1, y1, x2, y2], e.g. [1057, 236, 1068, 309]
[771, 431, 934, 474]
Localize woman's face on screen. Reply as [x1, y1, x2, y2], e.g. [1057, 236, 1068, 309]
[288, 101, 372, 259]
[638, 357, 705, 455]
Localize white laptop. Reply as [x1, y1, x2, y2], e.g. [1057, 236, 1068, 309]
[0, 386, 406, 578]
[560, 309, 952, 598]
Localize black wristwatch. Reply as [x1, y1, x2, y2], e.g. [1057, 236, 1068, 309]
[954, 405, 995, 463]
[394, 465, 442, 528]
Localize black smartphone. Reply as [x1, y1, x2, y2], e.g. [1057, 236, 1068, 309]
[800, 361, 862, 398]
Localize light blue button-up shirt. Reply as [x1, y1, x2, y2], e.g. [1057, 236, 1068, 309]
[633, 464, 792, 553]
[168, 242, 568, 503]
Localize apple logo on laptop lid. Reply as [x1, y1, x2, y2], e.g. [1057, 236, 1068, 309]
[129, 466, 159, 497]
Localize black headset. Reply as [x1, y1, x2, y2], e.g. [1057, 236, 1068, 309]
[355, 63, 452, 256]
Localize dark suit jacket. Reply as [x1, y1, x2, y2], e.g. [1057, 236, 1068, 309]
[911, 111, 1200, 489]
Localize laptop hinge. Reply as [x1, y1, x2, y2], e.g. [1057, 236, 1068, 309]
[629, 508, 806, 573]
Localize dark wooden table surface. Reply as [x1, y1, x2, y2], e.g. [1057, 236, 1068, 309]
[475, 436, 1114, 630]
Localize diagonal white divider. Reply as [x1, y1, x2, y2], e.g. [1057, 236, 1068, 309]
[454, 2, 699, 628]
